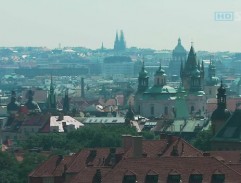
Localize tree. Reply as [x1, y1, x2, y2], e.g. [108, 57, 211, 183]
[191, 129, 212, 151]
[18, 152, 47, 183]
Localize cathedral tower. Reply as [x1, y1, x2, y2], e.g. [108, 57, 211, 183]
[211, 81, 231, 135]
[180, 45, 204, 92]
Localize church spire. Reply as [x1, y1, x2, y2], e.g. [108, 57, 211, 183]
[50, 74, 54, 94]
[138, 57, 149, 92]
[47, 75, 57, 111]
[178, 37, 181, 45]
[63, 89, 69, 114]
[119, 30, 126, 51]
[114, 31, 119, 51]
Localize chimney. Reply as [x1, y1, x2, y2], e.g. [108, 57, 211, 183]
[81, 77, 85, 98]
[58, 113, 64, 121]
[122, 135, 132, 153]
[56, 154, 63, 166]
[132, 136, 143, 158]
[160, 133, 166, 139]
[171, 145, 179, 156]
[167, 134, 174, 145]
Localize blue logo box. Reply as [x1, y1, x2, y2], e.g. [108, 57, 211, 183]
[214, 12, 234, 21]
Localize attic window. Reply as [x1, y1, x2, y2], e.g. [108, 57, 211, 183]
[189, 173, 203, 183]
[145, 175, 158, 183]
[211, 173, 225, 183]
[123, 170, 136, 183]
[167, 175, 181, 183]
[167, 169, 181, 183]
[122, 175, 136, 183]
[145, 170, 158, 183]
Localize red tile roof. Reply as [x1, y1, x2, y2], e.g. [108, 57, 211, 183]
[102, 157, 241, 183]
[29, 155, 73, 177]
[29, 136, 241, 183]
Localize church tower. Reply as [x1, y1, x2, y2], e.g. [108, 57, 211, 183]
[137, 61, 149, 93]
[211, 81, 231, 135]
[47, 75, 57, 111]
[63, 89, 69, 114]
[113, 30, 126, 52]
[180, 45, 204, 92]
[135, 59, 149, 114]
[7, 91, 20, 115]
[114, 31, 119, 51]
[154, 62, 166, 87]
[119, 30, 126, 51]
[204, 59, 219, 98]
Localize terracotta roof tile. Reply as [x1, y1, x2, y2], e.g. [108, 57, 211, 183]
[102, 157, 241, 183]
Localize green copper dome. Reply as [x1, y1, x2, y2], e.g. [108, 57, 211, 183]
[173, 38, 186, 53]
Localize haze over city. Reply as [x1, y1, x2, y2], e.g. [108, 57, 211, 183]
[1, 0, 241, 51]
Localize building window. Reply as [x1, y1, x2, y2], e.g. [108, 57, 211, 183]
[211, 173, 225, 183]
[123, 175, 136, 183]
[167, 174, 181, 183]
[145, 175, 158, 183]
[189, 174, 203, 183]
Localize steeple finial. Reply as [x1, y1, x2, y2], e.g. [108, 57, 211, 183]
[178, 37, 181, 44]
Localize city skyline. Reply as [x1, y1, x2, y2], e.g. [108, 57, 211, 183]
[0, 0, 241, 52]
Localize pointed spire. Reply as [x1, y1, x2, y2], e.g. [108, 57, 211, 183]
[178, 37, 181, 44]
[63, 89, 69, 113]
[119, 30, 126, 50]
[101, 42, 104, 50]
[50, 74, 54, 93]
[115, 31, 119, 42]
[114, 31, 119, 51]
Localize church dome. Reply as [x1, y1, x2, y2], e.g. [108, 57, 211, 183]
[173, 38, 186, 53]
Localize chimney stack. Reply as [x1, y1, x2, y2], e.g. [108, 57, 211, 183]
[132, 136, 143, 158]
[122, 135, 132, 153]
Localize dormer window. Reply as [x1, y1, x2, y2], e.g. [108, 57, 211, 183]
[189, 171, 203, 183]
[167, 169, 181, 183]
[145, 170, 158, 183]
[123, 170, 136, 183]
[211, 171, 225, 183]
[123, 175, 136, 183]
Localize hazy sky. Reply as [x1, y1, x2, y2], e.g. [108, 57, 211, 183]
[0, 0, 241, 51]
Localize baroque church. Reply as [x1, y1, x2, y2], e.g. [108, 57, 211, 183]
[135, 43, 211, 119]
[168, 38, 187, 77]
